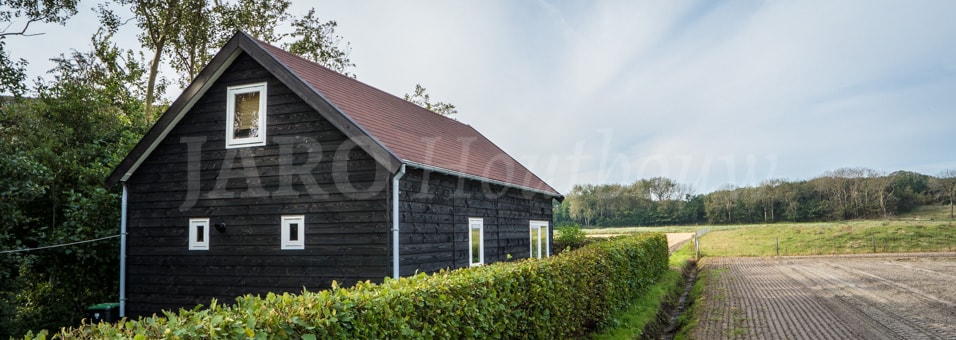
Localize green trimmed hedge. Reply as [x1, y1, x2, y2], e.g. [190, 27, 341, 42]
[35, 233, 668, 339]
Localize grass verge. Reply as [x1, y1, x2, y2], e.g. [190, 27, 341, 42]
[590, 243, 697, 339]
[671, 260, 714, 340]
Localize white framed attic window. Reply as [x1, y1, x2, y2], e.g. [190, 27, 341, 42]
[188, 218, 210, 250]
[530, 220, 549, 259]
[226, 82, 267, 148]
[468, 217, 484, 266]
[281, 215, 305, 250]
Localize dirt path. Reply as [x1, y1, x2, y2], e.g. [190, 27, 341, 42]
[695, 254, 956, 339]
[666, 233, 695, 253]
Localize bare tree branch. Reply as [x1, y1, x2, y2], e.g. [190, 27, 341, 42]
[0, 17, 48, 37]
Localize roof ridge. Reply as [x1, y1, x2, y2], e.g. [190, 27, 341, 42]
[250, 37, 467, 126]
[248, 33, 562, 197]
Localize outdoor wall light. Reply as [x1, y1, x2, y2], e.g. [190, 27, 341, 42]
[215, 223, 227, 233]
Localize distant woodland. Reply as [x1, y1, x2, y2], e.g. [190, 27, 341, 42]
[554, 169, 956, 227]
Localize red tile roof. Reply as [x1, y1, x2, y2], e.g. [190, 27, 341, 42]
[255, 40, 560, 197]
[107, 32, 559, 197]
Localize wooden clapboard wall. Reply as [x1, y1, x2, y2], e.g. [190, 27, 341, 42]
[398, 168, 554, 274]
[124, 53, 391, 316]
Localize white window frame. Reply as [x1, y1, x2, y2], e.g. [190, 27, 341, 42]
[281, 215, 305, 250]
[530, 220, 549, 258]
[225, 82, 268, 148]
[188, 218, 210, 250]
[468, 217, 484, 267]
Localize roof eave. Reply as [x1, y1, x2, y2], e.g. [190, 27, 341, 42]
[402, 160, 562, 198]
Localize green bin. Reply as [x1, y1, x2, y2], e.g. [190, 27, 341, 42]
[86, 302, 120, 323]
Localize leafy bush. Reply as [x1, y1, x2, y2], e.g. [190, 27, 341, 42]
[1, 78, 144, 338]
[552, 224, 605, 254]
[38, 233, 668, 339]
[556, 224, 587, 245]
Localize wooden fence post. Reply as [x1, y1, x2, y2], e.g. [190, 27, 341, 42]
[695, 232, 700, 260]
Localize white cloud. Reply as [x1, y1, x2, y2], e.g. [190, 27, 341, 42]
[8, 0, 956, 194]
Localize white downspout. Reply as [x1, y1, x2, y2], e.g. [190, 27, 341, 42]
[392, 164, 406, 279]
[119, 183, 128, 316]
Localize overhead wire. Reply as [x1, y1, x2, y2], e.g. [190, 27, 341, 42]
[0, 234, 121, 254]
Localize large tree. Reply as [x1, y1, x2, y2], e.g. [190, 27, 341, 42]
[646, 177, 678, 202]
[283, 8, 355, 77]
[931, 170, 956, 219]
[0, 0, 78, 38]
[0, 40, 26, 95]
[112, 0, 356, 123]
[705, 185, 738, 224]
[758, 179, 784, 222]
[0, 0, 80, 96]
[567, 184, 596, 227]
[0, 47, 147, 337]
[114, 0, 186, 123]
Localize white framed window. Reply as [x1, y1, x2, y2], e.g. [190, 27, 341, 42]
[189, 218, 210, 250]
[468, 217, 484, 266]
[281, 215, 305, 250]
[226, 82, 267, 148]
[530, 220, 549, 259]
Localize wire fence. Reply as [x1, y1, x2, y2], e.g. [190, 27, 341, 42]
[692, 229, 711, 259]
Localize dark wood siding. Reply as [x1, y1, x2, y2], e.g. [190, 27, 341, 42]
[124, 52, 390, 316]
[398, 168, 554, 274]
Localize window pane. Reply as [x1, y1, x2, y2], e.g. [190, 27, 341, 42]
[541, 227, 547, 257]
[471, 228, 481, 264]
[233, 91, 260, 139]
[289, 223, 299, 241]
[196, 225, 204, 242]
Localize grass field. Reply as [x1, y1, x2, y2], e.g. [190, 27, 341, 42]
[699, 220, 956, 256]
[581, 225, 708, 235]
[572, 205, 956, 257]
[898, 204, 955, 220]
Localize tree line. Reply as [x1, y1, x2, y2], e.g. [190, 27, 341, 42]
[555, 169, 956, 227]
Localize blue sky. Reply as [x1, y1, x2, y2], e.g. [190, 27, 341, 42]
[8, 0, 956, 194]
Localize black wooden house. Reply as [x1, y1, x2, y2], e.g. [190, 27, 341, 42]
[106, 32, 562, 317]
